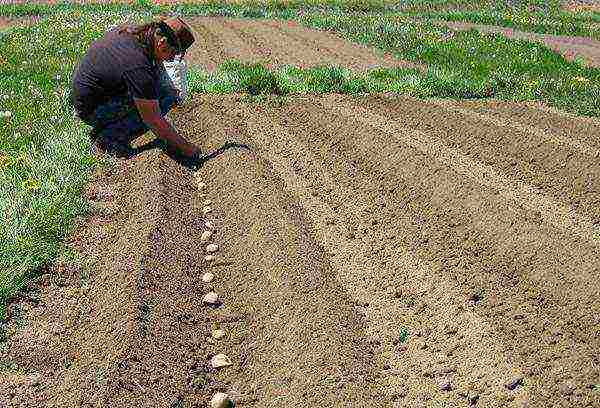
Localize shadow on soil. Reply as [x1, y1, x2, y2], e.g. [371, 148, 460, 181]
[99, 136, 252, 171]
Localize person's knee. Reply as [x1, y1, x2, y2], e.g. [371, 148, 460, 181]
[85, 94, 134, 131]
[96, 114, 147, 144]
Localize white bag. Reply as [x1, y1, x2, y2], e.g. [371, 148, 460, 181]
[162, 58, 188, 103]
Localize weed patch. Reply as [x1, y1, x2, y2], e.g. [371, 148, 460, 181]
[397, 328, 409, 343]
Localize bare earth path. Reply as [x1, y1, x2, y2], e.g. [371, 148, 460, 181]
[1, 15, 600, 408]
[186, 17, 424, 73]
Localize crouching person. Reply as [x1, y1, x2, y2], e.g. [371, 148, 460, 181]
[69, 16, 201, 163]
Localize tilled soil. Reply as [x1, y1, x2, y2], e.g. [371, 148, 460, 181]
[2, 14, 600, 408]
[186, 17, 424, 73]
[562, 0, 600, 13]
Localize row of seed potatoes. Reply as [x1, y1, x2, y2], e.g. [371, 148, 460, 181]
[194, 172, 233, 408]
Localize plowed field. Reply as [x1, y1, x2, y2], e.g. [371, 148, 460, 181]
[2, 16, 600, 408]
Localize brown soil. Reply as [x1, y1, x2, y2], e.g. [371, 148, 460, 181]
[2, 15, 600, 408]
[187, 17, 424, 73]
[562, 0, 600, 13]
[442, 20, 600, 67]
[0, 16, 40, 30]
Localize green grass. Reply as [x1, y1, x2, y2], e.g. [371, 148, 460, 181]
[188, 61, 424, 96]
[0, 1, 599, 321]
[294, 13, 600, 112]
[0, 0, 487, 18]
[409, 5, 600, 40]
[0, 9, 152, 320]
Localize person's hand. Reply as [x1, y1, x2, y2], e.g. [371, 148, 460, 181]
[165, 141, 196, 158]
[182, 149, 205, 170]
[161, 140, 203, 169]
[188, 144, 202, 158]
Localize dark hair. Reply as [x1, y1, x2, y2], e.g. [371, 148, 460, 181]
[117, 19, 171, 60]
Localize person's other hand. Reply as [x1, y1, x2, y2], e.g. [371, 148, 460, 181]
[188, 144, 202, 157]
[181, 150, 205, 170]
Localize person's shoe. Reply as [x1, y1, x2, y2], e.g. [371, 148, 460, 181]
[93, 135, 135, 158]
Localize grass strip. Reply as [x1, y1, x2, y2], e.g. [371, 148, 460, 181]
[188, 62, 484, 99]
[408, 6, 600, 40]
[0, 9, 153, 320]
[0, 0, 482, 18]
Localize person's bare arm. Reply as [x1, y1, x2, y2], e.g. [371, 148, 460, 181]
[134, 97, 198, 157]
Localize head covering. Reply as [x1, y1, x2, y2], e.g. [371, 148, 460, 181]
[158, 16, 195, 56]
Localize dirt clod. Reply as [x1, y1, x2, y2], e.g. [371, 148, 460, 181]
[210, 392, 232, 408]
[505, 375, 524, 390]
[202, 292, 220, 305]
[201, 230, 213, 242]
[438, 378, 452, 391]
[558, 380, 577, 396]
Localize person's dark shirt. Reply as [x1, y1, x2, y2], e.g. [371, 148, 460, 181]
[70, 26, 160, 119]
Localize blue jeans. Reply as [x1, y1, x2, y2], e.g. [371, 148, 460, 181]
[78, 81, 179, 156]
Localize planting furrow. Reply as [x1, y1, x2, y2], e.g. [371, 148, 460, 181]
[224, 93, 599, 407]
[360, 94, 600, 226]
[449, 98, 600, 154]
[223, 18, 306, 69]
[264, 19, 369, 71]
[315, 94, 600, 407]
[258, 18, 359, 70]
[225, 97, 529, 407]
[529, 100, 600, 127]
[429, 98, 600, 159]
[22, 152, 170, 407]
[99, 153, 216, 407]
[166, 94, 388, 407]
[251, 19, 331, 68]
